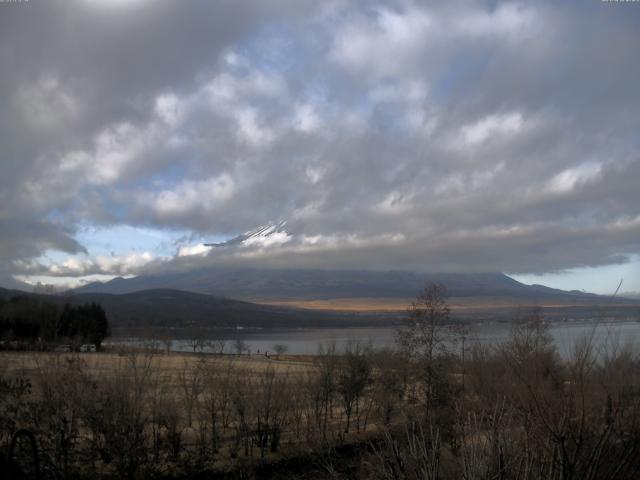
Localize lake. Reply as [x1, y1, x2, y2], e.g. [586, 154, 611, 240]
[106, 318, 640, 359]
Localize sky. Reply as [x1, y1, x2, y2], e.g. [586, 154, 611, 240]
[1, 0, 639, 295]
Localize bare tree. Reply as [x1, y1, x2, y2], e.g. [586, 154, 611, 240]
[203, 359, 236, 453]
[337, 341, 371, 433]
[251, 366, 292, 457]
[397, 282, 451, 417]
[397, 282, 450, 361]
[370, 348, 406, 426]
[156, 330, 173, 355]
[273, 343, 288, 358]
[315, 343, 339, 443]
[186, 326, 207, 353]
[229, 372, 252, 457]
[233, 338, 248, 356]
[206, 337, 226, 355]
[81, 352, 156, 479]
[369, 422, 441, 480]
[31, 354, 88, 478]
[177, 357, 205, 427]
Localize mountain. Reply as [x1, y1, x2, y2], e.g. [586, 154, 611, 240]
[3, 277, 638, 331]
[0, 287, 389, 329]
[70, 289, 388, 328]
[75, 268, 620, 304]
[0, 275, 32, 291]
[204, 221, 290, 248]
[620, 291, 640, 300]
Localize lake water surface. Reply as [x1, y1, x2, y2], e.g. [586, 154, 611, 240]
[107, 319, 640, 358]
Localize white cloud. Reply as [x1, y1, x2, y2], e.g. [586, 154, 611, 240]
[330, 3, 539, 82]
[178, 243, 212, 257]
[304, 165, 324, 184]
[94, 251, 155, 274]
[92, 122, 145, 183]
[16, 250, 157, 277]
[455, 3, 538, 40]
[374, 192, 412, 214]
[83, 0, 149, 9]
[293, 104, 323, 133]
[545, 162, 603, 194]
[205, 71, 286, 106]
[370, 80, 427, 103]
[330, 6, 432, 79]
[155, 93, 184, 126]
[234, 107, 275, 146]
[223, 50, 247, 68]
[293, 232, 406, 253]
[143, 174, 236, 218]
[16, 274, 127, 290]
[58, 120, 166, 185]
[15, 74, 80, 131]
[459, 112, 523, 146]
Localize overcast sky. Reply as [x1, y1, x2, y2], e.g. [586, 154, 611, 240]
[1, 0, 639, 294]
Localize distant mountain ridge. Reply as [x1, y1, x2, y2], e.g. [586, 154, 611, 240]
[74, 268, 614, 303]
[0, 287, 388, 329]
[3, 276, 638, 331]
[70, 289, 383, 328]
[620, 291, 640, 300]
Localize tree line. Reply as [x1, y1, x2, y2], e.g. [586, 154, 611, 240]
[0, 295, 110, 349]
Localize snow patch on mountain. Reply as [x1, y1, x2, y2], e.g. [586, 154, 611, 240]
[204, 221, 291, 249]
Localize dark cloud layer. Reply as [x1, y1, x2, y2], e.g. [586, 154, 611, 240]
[1, 0, 639, 285]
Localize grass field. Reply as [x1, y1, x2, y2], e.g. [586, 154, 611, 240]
[0, 350, 314, 386]
[0, 347, 392, 477]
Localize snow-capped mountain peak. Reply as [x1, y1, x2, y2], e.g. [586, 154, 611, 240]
[204, 221, 291, 248]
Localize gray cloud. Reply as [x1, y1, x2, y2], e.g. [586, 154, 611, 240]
[1, 0, 640, 285]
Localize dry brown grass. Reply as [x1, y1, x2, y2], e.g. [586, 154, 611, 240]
[0, 350, 315, 388]
[253, 297, 412, 312]
[253, 295, 632, 312]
